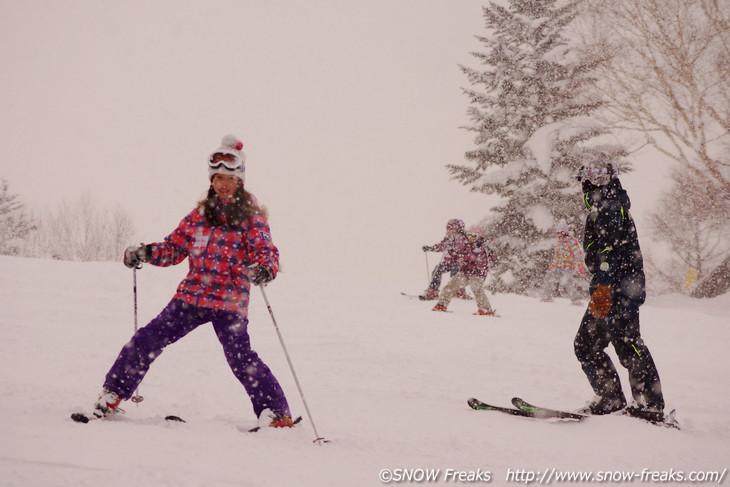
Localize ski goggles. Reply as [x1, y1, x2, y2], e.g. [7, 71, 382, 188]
[209, 155, 243, 171]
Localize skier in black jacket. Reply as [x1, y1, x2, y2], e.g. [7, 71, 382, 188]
[574, 167, 665, 422]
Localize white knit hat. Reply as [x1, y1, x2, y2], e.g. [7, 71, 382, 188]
[208, 134, 246, 182]
[556, 219, 571, 233]
[467, 225, 485, 236]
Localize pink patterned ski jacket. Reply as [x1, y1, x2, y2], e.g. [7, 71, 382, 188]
[429, 233, 469, 263]
[460, 238, 497, 278]
[548, 233, 587, 274]
[146, 202, 279, 316]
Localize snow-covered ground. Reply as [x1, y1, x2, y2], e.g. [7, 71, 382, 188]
[1, 255, 728, 486]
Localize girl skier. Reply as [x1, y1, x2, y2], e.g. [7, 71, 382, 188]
[90, 135, 293, 428]
[420, 218, 470, 300]
[539, 221, 587, 304]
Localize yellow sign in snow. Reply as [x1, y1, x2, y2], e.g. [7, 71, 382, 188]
[684, 269, 698, 291]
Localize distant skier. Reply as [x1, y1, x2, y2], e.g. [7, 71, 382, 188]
[539, 220, 587, 305]
[420, 219, 469, 300]
[432, 229, 497, 316]
[574, 166, 665, 422]
[86, 135, 294, 429]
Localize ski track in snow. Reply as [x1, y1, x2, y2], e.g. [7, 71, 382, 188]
[0, 255, 728, 486]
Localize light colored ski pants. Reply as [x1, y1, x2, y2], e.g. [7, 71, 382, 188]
[439, 273, 492, 311]
[540, 267, 583, 302]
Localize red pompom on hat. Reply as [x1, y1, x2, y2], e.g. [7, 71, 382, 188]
[208, 134, 246, 182]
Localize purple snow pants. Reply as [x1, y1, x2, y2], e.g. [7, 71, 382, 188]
[104, 298, 290, 418]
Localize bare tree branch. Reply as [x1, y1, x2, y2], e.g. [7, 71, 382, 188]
[576, 0, 730, 191]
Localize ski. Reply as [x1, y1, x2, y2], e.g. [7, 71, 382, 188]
[511, 397, 586, 421]
[511, 397, 680, 429]
[247, 415, 303, 433]
[402, 293, 498, 316]
[70, 412, 93, 423]
[401, 292, 437, 300]
[474, 310, 501, 318]
[468, 397, 585, 422]
[70, 412, 185, 424]
[467, 398, 534, 418]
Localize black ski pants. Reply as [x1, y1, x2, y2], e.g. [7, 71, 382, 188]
[574, 301, 664, 409]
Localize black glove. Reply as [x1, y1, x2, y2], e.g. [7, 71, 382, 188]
[250, 265, 275, 286]
[422, 245, 432, 252]
[124, 244, 150, 269]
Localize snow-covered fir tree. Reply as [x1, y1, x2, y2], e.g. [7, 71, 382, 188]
[0, 179, 36, 255]
[449, 0, 628, 294]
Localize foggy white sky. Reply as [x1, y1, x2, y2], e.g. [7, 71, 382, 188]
[0, 1, 669, 286]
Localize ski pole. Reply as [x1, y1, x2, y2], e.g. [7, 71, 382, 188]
[258, 285, 327, 445]
[425, 251, 431, 284]
[131, 266, 144, 404]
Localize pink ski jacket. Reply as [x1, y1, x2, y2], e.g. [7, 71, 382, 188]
[430, 233, 468, 263]
[147, 203, 279, 315]
[461, 239, 497, 278]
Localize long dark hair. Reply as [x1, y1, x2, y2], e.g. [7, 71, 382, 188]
[198, 182, 266, 228]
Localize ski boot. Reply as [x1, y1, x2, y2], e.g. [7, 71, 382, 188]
[93, 388, 122, 419]
[474, 309, 496, 316]
[455, 289, 472, 300]
[624, 402, 664, 423]
[418, 289, 439, 301]
[574, 395, 626, 416]
[258, 408, 295, 428]
[432, 303, 448, 312]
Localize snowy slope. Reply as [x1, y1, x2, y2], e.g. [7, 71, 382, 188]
[0, 255, 728, 486]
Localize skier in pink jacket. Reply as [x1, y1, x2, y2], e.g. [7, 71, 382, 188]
[539, 221, 587, 304]
[433, 228, 497, 315]
[419, 219, 470, 300]
[87, 135, 293, 429]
